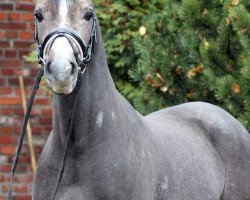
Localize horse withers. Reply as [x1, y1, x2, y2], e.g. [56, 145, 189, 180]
[32, 0, 250, 199]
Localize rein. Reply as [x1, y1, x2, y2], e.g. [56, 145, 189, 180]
[8, 14, 97, 200]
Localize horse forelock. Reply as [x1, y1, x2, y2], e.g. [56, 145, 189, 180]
[52, 0, 76, 9]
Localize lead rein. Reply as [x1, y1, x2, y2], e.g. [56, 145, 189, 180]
[7, 65, 44, 200]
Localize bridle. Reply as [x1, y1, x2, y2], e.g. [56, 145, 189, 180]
[35, 13, 97, 72]
[8, 13, 97, 200]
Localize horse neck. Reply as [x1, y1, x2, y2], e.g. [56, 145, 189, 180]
[51, 23, 143, 150]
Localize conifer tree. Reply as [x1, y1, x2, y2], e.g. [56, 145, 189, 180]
[130, 0, 250, 130]
[94, 0, 166, 90]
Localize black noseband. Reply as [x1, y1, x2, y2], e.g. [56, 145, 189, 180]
[41, 27, 86, 59]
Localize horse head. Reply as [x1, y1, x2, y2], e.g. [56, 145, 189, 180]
[35, 0, 96, 94]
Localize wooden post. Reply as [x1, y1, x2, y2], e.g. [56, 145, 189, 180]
[18, 75, 37, 173]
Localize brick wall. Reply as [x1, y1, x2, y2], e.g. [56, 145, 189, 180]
[0, 0, 52, 199]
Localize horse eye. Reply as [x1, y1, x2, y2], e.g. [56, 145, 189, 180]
[84, 12, 94, 21]
[34, 11, 44, 22]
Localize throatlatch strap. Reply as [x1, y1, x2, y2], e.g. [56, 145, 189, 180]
[52, 73, 84, 200]
[7, 66, 44, 200]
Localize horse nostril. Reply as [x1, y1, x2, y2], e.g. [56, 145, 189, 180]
[46, 62, 52, 74]
[70, 62, 77, 75]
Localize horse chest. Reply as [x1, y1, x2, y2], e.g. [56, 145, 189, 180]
[33, 139, 159, 200]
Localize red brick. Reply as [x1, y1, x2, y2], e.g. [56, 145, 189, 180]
[19, 50, 30, 57]
[0, 175, 21, 183]
[13, 185, 30, 193]
[7, 13, 20, 21]
[32, 127, 42, 135]
[0, 97, 22, 105]
[0, 146, 15, 155]
[34, 146, 43, 154]
[16, 155, 31, 163]
[16, 3, 34, 11]
[24, 175, 33, 183]
[0, 3, 14, 10]
[16, 165, 28, 173]
[5, 31, 18, 39]
[44, 127, 52, 134]
[0, 136, 17, 144]
[0, 108, 14, 115]
[15, 88, 32, 96]
[4, 50, 17, 58]
[42, 108, 52, 115]
[34, 98, 50, 105]
[0, 164, 12, 173]
[0, 127, 14, 134]
[1, 184, 8, 193]
[0, 175, 10, 182]
[31, 108, 41, 115]
[11, 119, 23, 129]
[1, 68, 15, 75]
[13, 108, 24, 116]
[0, 13, 6, 20]
[0, 78, 6, 86]
[34, 89, 47, 97]
[13, 41, 33, 49]
[8, 78, 19, 85]
[0, 196, 4, 200]
[0, 87, 12, 95]
[31, 68, 40, 76]
[0, 22, 26, 30]
[0, 41, 10, 48]
[1, 183, 30, 193]
[22, 13, 33, 21]
[39, 117, 52, 125]
[20, 31, 33, 40]
[12, 195, 32, 200]
[0, 59, 21, 67]
[9, 78, 35, 86]
[28, 23, 35, 31]
[0, 50, 3, 57]
[0, 31, 4, 39]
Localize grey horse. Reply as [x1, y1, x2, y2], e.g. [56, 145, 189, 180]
[32, 0, 250, 199]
